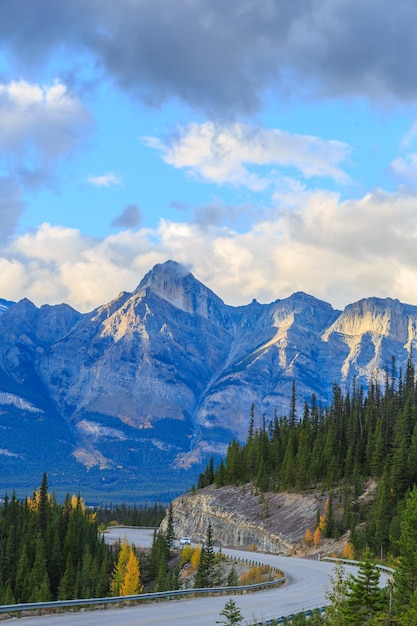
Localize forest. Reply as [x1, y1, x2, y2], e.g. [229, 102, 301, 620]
[197, 355, 417, 623]
[199, 356, 417, 555]
[0, 475, 170, 604]
[4, 355, 417, 623]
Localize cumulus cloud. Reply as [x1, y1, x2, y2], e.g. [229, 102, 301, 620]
[3, 188, 417, 312]
[87, 172, 122, 188]
[111, 204, 142, 229]
[1, 1, 417, 114]
[144, 122, 350, 189]
[0, 80, 91, 164]
[0, 80, 92, 236]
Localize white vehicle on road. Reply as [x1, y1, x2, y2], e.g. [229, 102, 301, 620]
[179, 536, 191, 546]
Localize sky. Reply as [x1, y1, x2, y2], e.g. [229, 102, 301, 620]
[2, 0, 417, 313]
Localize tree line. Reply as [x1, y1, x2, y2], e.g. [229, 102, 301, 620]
[0, 475, 166, 604]
[0, 473, 113, 604]
[94, 502, 165, 528]
[198, 355, 417, 555]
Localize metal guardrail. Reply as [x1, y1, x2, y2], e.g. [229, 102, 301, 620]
[0, 575, 286, 617]
[322, 556, 395, 575]
[2, 551, 390, 621]
[249, 606, 326, 625]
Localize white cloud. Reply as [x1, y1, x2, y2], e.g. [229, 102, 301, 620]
[3, 189, 417, 312]
[390, 121, 417, 186]
[143, 121, 351, 190]
[400, 122, 417, 149]
[0, 80, 92, 238]
[390, 154, 417, 183]
[87, 172, 122, 187]
[0, 80, 91, 163]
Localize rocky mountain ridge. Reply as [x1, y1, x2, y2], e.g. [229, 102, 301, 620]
[1, 260, 417, 501]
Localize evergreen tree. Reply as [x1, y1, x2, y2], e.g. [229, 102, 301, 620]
[216, 598, 243, 625]
[393, 485, 417, 615]
[341, 549, 386, 625]
[28, 534, 51, 602]
[38, 472, 49, 536]
[195, 523, 216, 588]
[227, 565, 239, 586]
[149, 530, 169, 582]
[165, 502, 175, 552]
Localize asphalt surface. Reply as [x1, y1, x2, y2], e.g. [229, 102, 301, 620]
[14, 528, 387, 625]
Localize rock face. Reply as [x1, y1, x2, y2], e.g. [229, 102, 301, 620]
[1, 260, 417, 501]
[161, 484, 327, 555]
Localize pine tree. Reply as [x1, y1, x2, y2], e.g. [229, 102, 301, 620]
[195, 523, 216, 588]
[165, 502, 175, 552]
[28, 534, 51, 602]
[393, 485, 417, 615]
[38, 472, 49, 536]
[216, 598, 243, 625]
[227, 565, 239, 586]
[341, 549, 385, 625]
[58, 555, 76, 599]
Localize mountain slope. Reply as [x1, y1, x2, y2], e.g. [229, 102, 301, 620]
[1, 260, 417, 501]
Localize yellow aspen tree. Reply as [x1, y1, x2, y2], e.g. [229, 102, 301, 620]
[313, 527, 321, 545]
[342, 542, 355, 560]
[180, 544, 193, 565]
[191, 545, 201, 570]
[305, 528, 313, 545]
[110, 540, 130, 596]
[120, 549, 143, 596]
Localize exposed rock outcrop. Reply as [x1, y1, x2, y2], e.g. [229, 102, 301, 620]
[161, 484, 330, 555]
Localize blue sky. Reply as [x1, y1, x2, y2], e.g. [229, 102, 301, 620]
[2, 0, 417, 312]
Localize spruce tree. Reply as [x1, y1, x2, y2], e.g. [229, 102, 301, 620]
[216, 598, 243, 625]
[195, 523, 216, 588]
[393, 485, 417, 615]
[341, 549, 385, 625]
[165, 502, 175, 552]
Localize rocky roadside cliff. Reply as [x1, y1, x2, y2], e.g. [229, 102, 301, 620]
[160, 483, 361, 557]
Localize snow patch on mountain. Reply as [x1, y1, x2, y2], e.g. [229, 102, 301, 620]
[76, 420, 127, 441]
[0, 299, 15, 315]
[0, 392, 43, 413]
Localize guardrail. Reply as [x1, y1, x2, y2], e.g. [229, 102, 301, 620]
[0, 575, 286, 618]
[2, 552, 389, 622]
[322, 556, 395, 575]
[248, 606, 326, 625]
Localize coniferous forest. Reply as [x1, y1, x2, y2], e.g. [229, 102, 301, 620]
[0, 474, 114, 604]
[5, 356, 417, 623]
[0, 476, 193, 605]
[199, 356, 417, 557]
[197, 356, 417, 623]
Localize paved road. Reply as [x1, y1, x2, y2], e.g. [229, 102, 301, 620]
[16, 529, 385, 626]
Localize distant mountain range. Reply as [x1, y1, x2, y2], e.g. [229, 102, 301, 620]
[1, 260, 416, 503]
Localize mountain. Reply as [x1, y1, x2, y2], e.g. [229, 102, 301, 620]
[1, 260, 417, 502]
[0, 298, 15, 315]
